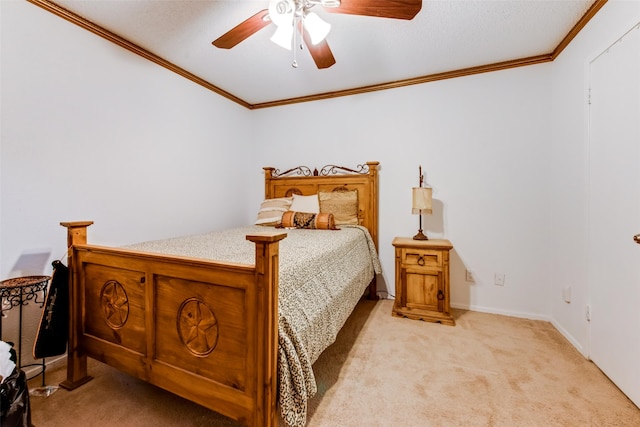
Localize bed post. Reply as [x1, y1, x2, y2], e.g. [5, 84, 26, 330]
[263, 167, 275, 198]
[365, 161, 379, 251]
[365, 161, 380, 300]
[246, 231, 287, 427]
[59, 221, 94, 390]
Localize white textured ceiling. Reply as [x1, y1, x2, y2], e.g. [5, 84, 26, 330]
[41, 0, 599, 107]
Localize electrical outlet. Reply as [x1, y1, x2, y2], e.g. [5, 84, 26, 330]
[465, 270, 474, 282]
[495, 273, 505, 286]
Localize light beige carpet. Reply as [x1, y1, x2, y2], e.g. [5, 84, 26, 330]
[28, 299, 640, 426]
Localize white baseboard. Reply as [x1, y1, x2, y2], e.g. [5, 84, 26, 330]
[550, 318, 587, 358]
[451, 302, 551, 321]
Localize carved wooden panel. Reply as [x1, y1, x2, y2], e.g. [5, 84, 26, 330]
[154, 275, 249, 392]
[82, 263, 146, 353]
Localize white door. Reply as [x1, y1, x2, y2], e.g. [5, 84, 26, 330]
[588, 23, 640, 407]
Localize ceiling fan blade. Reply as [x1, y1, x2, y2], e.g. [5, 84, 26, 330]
[326, 0, 422, 20]
[302, 30, 336, 69]
[212, 9, 270, 49]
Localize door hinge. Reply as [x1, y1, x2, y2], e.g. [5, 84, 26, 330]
[586, 304, 591, 322]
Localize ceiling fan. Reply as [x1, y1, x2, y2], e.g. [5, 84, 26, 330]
[212, 0, 422, 69]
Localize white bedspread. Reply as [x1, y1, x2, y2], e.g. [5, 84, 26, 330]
[125, 225, 381, 426]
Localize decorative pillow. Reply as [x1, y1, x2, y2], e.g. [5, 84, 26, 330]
[279, 211, 337, 230]
[289, 193, 320, 214]
[255, 197, 292, 226]
[319, 190, 359, 225]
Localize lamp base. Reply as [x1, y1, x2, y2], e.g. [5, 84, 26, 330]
[413, 230, 429, 240]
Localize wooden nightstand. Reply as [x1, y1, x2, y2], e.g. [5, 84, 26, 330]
[392, 237, 454, 325]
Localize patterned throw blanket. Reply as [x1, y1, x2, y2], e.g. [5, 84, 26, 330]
[125, 225, 382, 427]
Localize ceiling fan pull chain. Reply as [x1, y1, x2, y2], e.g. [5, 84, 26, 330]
[292, 33, 298, 68]
[292, 14, 300, 68]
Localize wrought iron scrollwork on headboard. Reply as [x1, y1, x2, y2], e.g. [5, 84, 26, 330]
[319, 164, 370, 176]
[271, 166, 314, 178]
[272, 163, 370, 178]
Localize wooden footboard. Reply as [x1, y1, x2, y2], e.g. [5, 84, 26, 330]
[60, 222, 285, 427]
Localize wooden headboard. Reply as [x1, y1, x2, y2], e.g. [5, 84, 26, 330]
[263, 161, 379, 250]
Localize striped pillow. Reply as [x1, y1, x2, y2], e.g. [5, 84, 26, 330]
[255, 197, 293, 226]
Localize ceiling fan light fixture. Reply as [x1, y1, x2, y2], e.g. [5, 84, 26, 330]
[304, 12, 331, 45]
[271, 24, 294, 50]
[268, 0, 296, 50]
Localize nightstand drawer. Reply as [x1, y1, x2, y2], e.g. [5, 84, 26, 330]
[401, 248, 442, 268]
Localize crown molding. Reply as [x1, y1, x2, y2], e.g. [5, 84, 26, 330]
[27, 0, 607, 110]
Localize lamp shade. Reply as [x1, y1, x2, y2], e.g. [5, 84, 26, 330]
[269, 0, 294, 50]
[304, 12, 331, 45]
[412, 187, 433, 215]
[271, 24, 294, 50]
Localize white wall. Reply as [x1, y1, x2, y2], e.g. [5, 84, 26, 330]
[251, 65, 553, 319]
[1, 0, 253, 277]
[0, 0, 252, 356]
[549, 0, 640, 355]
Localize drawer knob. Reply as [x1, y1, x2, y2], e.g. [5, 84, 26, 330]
[437, 290, 444, 301]
[417, 255, 425, 266]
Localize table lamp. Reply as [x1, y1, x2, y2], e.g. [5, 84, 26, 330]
[412, 165, 432, 240]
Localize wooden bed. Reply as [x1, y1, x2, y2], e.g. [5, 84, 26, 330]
[59, 161, 379, 427]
